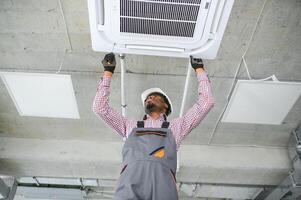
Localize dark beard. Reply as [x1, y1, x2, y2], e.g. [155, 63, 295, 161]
[145, 103, 163, 114]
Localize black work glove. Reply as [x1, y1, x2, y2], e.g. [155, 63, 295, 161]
[102, 53, 116, 73]
[190, 56, 204, 71]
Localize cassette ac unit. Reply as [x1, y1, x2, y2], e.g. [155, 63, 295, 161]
[87, 0, 234, 58]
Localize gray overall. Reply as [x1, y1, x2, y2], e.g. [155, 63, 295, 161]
[113, 121, 178, 200]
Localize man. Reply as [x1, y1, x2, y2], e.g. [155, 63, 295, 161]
[92, 53, 215, 200]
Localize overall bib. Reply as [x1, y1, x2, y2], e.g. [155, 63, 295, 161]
[113, 121, 178, 200]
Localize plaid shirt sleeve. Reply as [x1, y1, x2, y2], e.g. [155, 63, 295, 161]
[170, 72, 215, 149]
[92, 75, 134, 138]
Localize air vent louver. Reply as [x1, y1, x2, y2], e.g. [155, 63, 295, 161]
[120, 0, 201, 37]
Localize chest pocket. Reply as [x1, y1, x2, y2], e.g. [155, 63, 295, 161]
[133, 121, 170, 159]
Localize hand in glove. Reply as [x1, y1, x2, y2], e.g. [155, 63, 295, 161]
[190, 56, 204, 71]
[102, 53, 116, 73]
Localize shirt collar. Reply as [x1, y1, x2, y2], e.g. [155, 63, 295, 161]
[144, 113, 166, 121]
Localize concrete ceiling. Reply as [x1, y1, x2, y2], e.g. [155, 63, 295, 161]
[0, 0, 301, 199]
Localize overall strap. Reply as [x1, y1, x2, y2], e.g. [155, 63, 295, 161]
[161, 121, 170, 128]
[137, 121, 145, 128]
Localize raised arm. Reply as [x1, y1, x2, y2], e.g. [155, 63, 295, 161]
[171, 59, 215, 147]
[92, 54, 133, 137]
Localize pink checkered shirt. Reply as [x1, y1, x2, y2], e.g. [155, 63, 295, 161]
[92, 72, 215, 150]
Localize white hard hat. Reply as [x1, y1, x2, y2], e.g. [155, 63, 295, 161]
[141, 88, 173, 116]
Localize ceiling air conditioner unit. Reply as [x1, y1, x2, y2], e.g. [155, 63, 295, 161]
[87, 0, 234, 59]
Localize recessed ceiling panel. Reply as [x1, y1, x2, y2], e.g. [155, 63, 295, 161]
[222, 80, 301, 125]
[0, 72, 80, 119]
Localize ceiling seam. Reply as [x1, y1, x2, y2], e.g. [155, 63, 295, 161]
[1, 67, 300, 81]
[58, 0, 72, 52]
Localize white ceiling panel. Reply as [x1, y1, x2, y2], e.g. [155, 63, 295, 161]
[222, 79, 301, 125]
[0, 72, 80, 119]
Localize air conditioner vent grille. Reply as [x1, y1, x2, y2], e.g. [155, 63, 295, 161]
[121, 1, 200, 21]
[120, 0, 201, 37]
[121, 17, 196, 37]
[147, 0, 201, 4]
